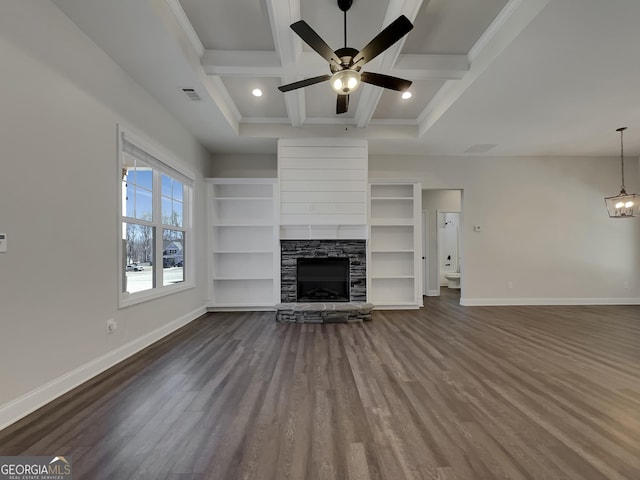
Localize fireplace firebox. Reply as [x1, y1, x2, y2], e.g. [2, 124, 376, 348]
[280, 239, 366, 303]
[297, 258, 349, 302]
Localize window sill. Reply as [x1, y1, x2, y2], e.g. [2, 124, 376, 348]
[119, 281, 195, 309]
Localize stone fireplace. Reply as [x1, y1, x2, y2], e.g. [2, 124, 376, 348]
[280, 239, 367, 303]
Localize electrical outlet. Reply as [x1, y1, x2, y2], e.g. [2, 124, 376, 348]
[106, 318, 117, 333]
[508, 281, 513, 289]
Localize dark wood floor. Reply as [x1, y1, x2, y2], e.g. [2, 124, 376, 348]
[2, 289, 639, 479]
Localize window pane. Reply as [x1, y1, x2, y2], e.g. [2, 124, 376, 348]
[124, 222, 154, 293]
[161, 174, 172, 197]
[136, 187, 153, 221]
[161, 175, 184, 227]
[173, 183, 183, 202]
[126, 190, 135, 218]
[125, 164, 153, 221]
[136, 168, 153, 190]
[162, 229, 184, 286]
[172, 200, 183, 227]
[161, 196, 173, 225]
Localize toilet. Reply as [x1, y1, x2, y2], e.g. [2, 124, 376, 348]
[444, 272, 461, 289]
[444, 260, 461, 289]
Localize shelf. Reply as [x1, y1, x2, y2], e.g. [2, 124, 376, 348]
[370, 197, 413, 201]
[368, 180, 421, 308]
[214, 276, 274, 281]
[214, 223, 274, 227]
[370, 184, 414, 198]
[215, 197, 273, 201]
[208, 178, 279, 309]
[370, 220, 414, 226]
[214, 250, 273, 254]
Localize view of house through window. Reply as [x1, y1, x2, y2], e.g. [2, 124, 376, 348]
[119, 129, 192, 301]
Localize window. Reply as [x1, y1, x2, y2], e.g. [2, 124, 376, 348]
[118, 126, 194, 307]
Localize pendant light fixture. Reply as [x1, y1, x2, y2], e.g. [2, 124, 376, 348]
[604, 127, 639, 217]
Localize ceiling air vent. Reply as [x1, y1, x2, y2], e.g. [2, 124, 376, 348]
[181, 88, 202, 101]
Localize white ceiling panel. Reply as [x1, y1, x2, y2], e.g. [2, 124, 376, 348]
[221, 77, 288, 118]
[373, 80, 445, 120]
[179, 0, 275, 50]
[404, 0, 509, 54]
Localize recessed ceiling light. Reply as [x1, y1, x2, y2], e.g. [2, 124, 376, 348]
[252, 88, 263, 97]
[401, 91, 412, 100]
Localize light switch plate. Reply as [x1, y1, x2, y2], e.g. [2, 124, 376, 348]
[0, 233, 6, 253]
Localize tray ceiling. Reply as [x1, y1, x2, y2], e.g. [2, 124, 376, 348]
[51, 0, 640, 157]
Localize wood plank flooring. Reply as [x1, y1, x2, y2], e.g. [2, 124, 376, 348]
[1, 289, 639, 479]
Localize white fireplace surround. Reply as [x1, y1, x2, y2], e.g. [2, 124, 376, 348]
[278, 138, 368, 240]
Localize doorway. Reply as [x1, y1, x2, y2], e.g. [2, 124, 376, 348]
[421, 189, 462, 297]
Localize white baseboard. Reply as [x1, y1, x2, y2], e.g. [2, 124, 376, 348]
[372, 304, 420, 310]
[0, 306, 206, 431]
[460, 297, 640, 306]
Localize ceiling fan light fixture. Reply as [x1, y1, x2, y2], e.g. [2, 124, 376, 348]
[330, 69, 361, 95]
[604, 127, 640, 218]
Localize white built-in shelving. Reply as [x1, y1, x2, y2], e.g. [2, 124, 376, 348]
[206, 178, 279, 310]
[368, 180, 422, 309]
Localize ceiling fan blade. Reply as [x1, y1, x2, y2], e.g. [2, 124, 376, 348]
[361, 72, 412, 91]
[337, 94, 349, 114]
[353, 15, 413, 66]
[278, 75, 331, 93]
[290, 20, 343, 66]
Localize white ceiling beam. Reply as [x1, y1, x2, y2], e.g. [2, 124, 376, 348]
[265, 0, 305, 127]
[239, 122, 419, 139]
[201, 50, 466, 79]
[164, 0, 204, 58]
[160, 0, 241, 132]
[417, 0, 551, 137]
[354, 0, 425, 128]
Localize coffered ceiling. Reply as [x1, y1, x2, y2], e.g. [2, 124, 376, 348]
[52, 0, 640, 157]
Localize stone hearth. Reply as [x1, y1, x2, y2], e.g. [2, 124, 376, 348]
[276, 302, 373, 323]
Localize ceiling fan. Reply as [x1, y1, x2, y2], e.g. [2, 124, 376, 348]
[278, 0, 413, 114]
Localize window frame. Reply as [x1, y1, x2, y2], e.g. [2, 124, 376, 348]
[117, 124, 195, 308]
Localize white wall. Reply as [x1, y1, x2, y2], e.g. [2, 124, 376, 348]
[209, 154, 277, 178]
[0, 0, 209, 427]
[372, 155, 640, 305]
